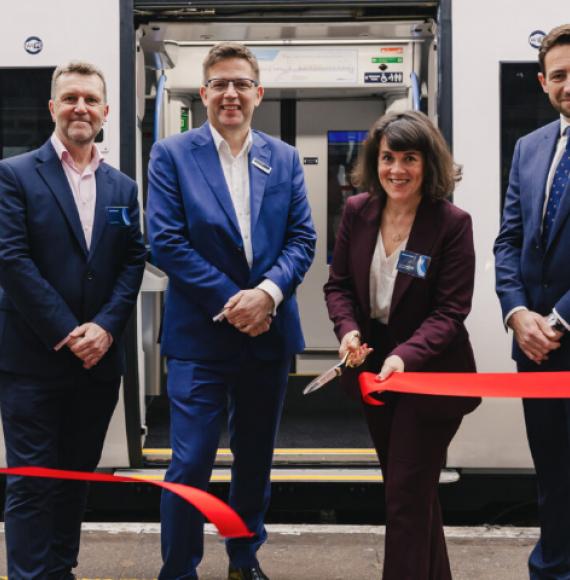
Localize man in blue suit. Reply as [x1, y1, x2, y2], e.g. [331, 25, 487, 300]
[495, 24, 570, 579]
[147, 43, 316, 580]
[0, 62, 146, 578]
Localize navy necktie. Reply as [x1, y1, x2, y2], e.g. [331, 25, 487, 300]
[543, 126, 570, 244]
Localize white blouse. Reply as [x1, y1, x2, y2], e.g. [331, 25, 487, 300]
[369, 230, 408, 324]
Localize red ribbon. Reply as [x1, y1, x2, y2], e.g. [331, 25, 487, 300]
[359, 371, 570, 406]
[0, 466, 253, 538]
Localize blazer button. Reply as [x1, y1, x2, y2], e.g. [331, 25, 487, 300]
[543, 282, 549, 289]
[86, 271, 95, 281]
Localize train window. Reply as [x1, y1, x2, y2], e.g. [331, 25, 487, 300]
[327, 130, 367, 262]
[0, 67, 54, 160]
[500, 62, 558, 215]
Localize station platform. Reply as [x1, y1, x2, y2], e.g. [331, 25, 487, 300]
[0, 523, 537, 579]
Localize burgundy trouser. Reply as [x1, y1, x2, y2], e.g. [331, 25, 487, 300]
[364, 391, 469, 580]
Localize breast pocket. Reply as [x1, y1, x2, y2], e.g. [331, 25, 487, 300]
[264, 181, 291, 197]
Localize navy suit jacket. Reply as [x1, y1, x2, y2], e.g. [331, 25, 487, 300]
[146, 123, 316, 361]
[325, 193, 478, 400]
[0, 140, 146, 379]
[495, 120, 570, 369]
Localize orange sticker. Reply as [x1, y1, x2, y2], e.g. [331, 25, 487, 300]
[380, 47, 404, 54]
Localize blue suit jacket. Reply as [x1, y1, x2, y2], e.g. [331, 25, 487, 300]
[0, 140, 146, 379]
[147, 123, 316, 361]
[495, 119, 570, 368]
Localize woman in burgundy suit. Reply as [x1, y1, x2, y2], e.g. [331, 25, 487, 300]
[324, 111, 480, 580]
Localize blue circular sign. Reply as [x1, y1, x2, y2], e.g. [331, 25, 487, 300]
[24, 36, 43, 55]
[529, 30, 546, 50]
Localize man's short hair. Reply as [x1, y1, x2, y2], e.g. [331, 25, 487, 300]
[51, 61, 107, 102]
[539, 24, 570, 74]
[202, 42, 260, 84]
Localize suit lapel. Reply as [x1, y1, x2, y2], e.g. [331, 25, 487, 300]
[354, 195, 381, 319]
[88, 164, 113, 258]
[192, 124, 242, 239]
[36, 142, 88, 256]
[390, 197, 439, 316]
[531, 124, 560, 244]
[249, 133, 272, 233]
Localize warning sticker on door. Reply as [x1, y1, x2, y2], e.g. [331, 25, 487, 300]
[364, 72, 404, 84]
[380, 47, 404, 54]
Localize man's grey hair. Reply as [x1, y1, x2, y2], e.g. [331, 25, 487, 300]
[51, 61, 107, 101]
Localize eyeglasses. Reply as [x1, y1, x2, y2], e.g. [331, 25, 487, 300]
[205, 78, 259, 93]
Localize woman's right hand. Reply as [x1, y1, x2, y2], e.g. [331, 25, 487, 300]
[339, 330, 373, 367]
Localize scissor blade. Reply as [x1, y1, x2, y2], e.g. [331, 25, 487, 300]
[303, 353, 349, 395]
[303, 367, 341, 395]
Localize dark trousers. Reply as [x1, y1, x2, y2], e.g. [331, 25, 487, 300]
[362, 320, 477, 580]
[159, 356, 290, 580]
[519, 357, 570, 579]
[364, 394, 464, 580]
[0, 370, 120, 580]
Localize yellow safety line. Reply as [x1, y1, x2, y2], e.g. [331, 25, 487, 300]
[144, 448, 376, 456]
[123, 474, 383, 483]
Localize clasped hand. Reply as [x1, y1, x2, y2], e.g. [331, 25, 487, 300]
[66, 322, 113, 369]
[509, 310, 562, 364]
[223, 289, 274, 337]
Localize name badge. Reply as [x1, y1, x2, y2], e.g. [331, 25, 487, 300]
[396, 250, 431, 279]
[252, 157, 272, 174]
[106, 206, 131, 228]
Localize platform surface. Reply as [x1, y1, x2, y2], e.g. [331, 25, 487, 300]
[0, 523, 537, 579]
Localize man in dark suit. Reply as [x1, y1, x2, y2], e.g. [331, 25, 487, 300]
[146, 43, 315, 580]
[494, 24, 570, 579]
[0, 61, 146, 579]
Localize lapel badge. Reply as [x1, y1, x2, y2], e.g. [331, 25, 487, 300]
[252, 157, 272, 175]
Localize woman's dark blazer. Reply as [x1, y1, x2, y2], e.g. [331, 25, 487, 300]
[324, 192, 479, 405]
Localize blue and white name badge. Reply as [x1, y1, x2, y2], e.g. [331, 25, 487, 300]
[251, 157, 272, 174]
[106, 206, 131, 228]
[396, 250, 431, 279]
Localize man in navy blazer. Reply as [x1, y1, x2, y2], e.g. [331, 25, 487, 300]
[147, 43, 315, 580]
[0, 62, 146, 578]
[494, 24, 570, 579]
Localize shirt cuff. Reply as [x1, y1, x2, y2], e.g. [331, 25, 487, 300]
[504, 306, 528, 329]
[553, 308, 570, 332]
[257, 279, 283, 315]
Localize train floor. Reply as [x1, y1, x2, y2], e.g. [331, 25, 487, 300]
[0, 523, 537, 579]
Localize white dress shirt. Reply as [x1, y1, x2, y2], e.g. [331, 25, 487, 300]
[369, 230, 407, 324]
[210, 126, 283, 309]
[51, 133, 102, 250]
[51, 134, 109, 351]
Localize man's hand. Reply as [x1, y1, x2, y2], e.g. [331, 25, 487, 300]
[67, 322, 113, 369]
[223, 289, 274, 337]
[377, 354, 405, 381]
[339, 330, 373, 368]
[508, 310, 561, 364]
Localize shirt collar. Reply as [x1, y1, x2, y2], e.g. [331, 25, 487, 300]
[209, 125, 252, 158]
[50, 133, 103, 173]
[560, 116, 570, 138]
